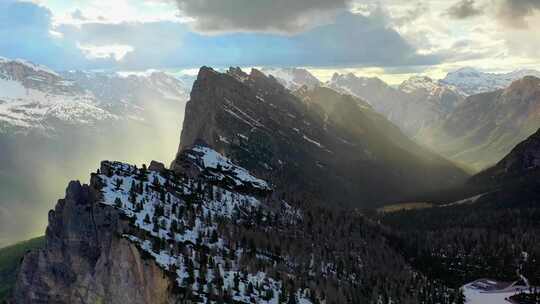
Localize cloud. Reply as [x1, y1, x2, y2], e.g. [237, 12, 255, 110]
[0, 0, 440, 71]
[497, 0, 540, 28]
[71, 9, 88, 21]
[445, 0, 483, 19]
[393, 2, 430, 26]
[53, 9, 439, 69]
[0, 0, 114, 70]
[173, 0, 352, 34]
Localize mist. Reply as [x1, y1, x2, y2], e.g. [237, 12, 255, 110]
[0, 98, 186, 247]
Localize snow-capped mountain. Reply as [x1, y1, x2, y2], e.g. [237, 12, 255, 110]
[398, 76, 466, 113]
[61, 70, 190, 104]
[260, 67, 321, 90]
[0, 57, 191, 134]
[441, 67, 540, 96]
[326, 72, 446, 136]
[0, 58, 116, 133]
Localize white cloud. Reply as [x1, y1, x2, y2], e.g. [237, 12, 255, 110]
[77, 43, 134, 61]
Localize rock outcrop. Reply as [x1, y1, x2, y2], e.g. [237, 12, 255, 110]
[173, 67, 468, 208]
[12, 176, 178, 304]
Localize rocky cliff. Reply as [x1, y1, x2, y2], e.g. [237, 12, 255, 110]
[11, 172, 179, 304]
[173, 67, 468, 208]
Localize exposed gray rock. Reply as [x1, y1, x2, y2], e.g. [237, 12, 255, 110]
[11, 178, 179, 304]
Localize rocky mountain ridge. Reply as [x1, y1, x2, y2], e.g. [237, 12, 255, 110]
[10, 141, 463, 303]
[174, 66, 467, 208]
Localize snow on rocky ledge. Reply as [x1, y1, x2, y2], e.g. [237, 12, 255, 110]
[93, 146, 308, 303]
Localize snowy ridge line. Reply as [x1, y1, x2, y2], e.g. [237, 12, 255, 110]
[0, 57, 59, 77]
[92, 147, 311, 303]
[189, 145, 271, 191]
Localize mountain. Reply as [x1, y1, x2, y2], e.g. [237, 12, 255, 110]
[0, 58, 116, 134]
[61, 70, 190, 105]
[398, 76, 466, 114]
[10, 143, 461, 303]
[0, 58, 191, 135]
[325, 72, 406, 117]
[173, 67, 467, 208]
[378, 129, 540, 301]
[0, 237, 44, 303]
[0, 57, 190, 247]
[419, 76, 540, 170]
[260, 67, 321, 90]
[326, 73, 463, 137]
[472, 128, 540, 184]
[441, 67, 540, 96]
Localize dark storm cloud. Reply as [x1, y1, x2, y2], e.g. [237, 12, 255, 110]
[173, 0, 352, 34]
[445, 0, 483, 19]
[497, 0, 540, 28]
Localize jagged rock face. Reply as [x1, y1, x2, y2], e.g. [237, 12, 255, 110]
[12, 179, 177, 304]
[12, 147, 314, 303]
[418, 76, 540, 171]
[174, 67, 467, 207]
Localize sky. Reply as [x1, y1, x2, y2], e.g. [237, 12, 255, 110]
[1, 0, 540, 84]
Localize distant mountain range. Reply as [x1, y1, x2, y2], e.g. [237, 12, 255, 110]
[260, 67, 321, 90]
[0, 57, 191, 135]
[420, 76, 540, 170]
[441, 67, 540, 96]
[263, 67, 540, 170]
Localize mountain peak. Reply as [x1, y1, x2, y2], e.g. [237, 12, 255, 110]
[442, 67, 540, 96]
[398, 75, 436, 94]
[259, 67, 321, 90]
[197, 65, 219, 79]
[175, 67, 468, 208]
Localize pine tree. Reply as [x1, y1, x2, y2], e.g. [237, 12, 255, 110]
[144, 214, 151, 225]
[114, 197, 123, 208]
